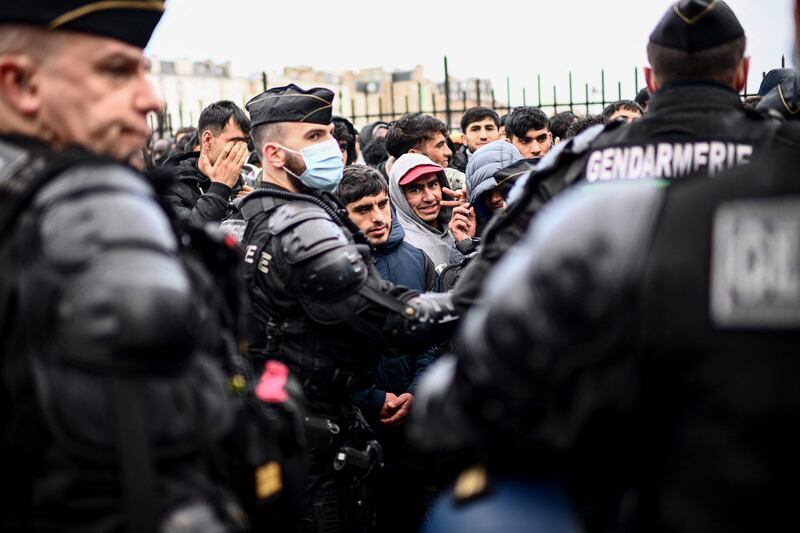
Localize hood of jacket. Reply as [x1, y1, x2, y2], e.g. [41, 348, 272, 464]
[388, 153, 455, 267]
[465, 140, 523, 205]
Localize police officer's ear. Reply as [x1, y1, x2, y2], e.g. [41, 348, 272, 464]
[733, 56, 751, 93]
[262, 142, 286, 169]
[644, 66, 659, 94]
[0, 54, 41, 116]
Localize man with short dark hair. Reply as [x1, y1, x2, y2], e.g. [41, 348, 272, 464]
[602, 100, 644, 123]
[565, 114, 608, 139]
[223, 84, 458, 533]
[151, 136, 173, 166]
[505, 106, 553, 159]
[450, 106, 501, 173]
[635, 87, 651, 111]
[451, 0, 783, 315]
[332, 115, 358, 166]
[164, 100, 252, 225]
[174, 125, 195, 144]
[548, 110, 578, 143]
[498, 114, 509, 138]
[383, 112, 466, 190]
[335, 165, 437, 533]
[172, 126, 197, 155]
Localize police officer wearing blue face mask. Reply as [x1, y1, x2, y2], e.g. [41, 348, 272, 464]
[221, 84, 459, 533]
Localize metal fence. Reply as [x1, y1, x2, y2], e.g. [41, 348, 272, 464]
[343, 55, 787, 131]
[150, 55, 787, 137]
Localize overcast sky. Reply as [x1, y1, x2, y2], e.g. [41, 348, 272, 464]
[147, 0, 793, 105]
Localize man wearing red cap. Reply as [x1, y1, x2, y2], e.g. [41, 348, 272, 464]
[389, 152, 477, 270]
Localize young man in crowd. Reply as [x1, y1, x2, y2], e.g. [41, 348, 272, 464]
[498, 114, 509, 138]
[389, 153, 476, 269]
[635, 87, 651, 111]
[163, 100, 252, 225]
[332, 115, 358, 165]
[335, 165, 438, 533]
[450, 0, 779, 316]
[450, 106, 501, 172]
[465, 139, 528, 232]
[505, 106, 554, 159]
[602, 99, 645, 123]
[549, 110, 579, 144]
[383, 112, 467, 190]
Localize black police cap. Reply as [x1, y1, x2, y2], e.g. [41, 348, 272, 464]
[649, 0, 744, 52]
[246, 84, 334, 128]
[0, 1, 164, 49]
[757, 70, 800, 119]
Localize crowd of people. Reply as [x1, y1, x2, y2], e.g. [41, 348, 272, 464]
[1, 1, 799, 533]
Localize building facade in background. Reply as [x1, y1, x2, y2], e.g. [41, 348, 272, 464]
[148, 58, 495, 136]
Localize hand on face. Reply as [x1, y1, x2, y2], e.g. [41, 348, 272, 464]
[448, 202, 477, 241]
[199, 140, 249, 188]
[442, 185, 476, 240]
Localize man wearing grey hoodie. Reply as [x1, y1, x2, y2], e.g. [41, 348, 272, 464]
[389, 153, 477, 270]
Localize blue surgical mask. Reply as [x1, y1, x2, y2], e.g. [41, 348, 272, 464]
[279, 138, 344, 192]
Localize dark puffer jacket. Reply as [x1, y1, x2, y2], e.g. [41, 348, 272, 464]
[449, 144, 470, 173]
[162, 151, 232, 226]
[351, 215, 439, 421]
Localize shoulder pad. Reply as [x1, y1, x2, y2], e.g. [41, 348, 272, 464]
[36, 167, 176, 267]
[268, 201, 333, 235]
[467, 181, 666, 352]
[238, 193, 286, 222]
[295, 242, 368, 302]
[272, 203, 351, 265]
[35, 163, 152, 207]
[530, 180, 664, 278]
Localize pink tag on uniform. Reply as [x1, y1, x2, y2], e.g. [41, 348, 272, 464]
[256, 360, 289, 403]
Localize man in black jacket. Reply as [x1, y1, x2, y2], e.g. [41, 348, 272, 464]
[450, 107, 501, 173]
[164, 100, 252, 225]
[223, 83, 458, 533]
[0, 2, 266, 531]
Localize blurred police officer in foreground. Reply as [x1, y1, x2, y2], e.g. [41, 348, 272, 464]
[0, 2, 274, 531]
[452, 0, 786, 314]
[221, 84, 458, 532]
[413, 1, 800, 532]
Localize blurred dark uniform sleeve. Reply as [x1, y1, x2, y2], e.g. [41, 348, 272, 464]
[254, 201, 458, 357]
[2, 160, 238, 532]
